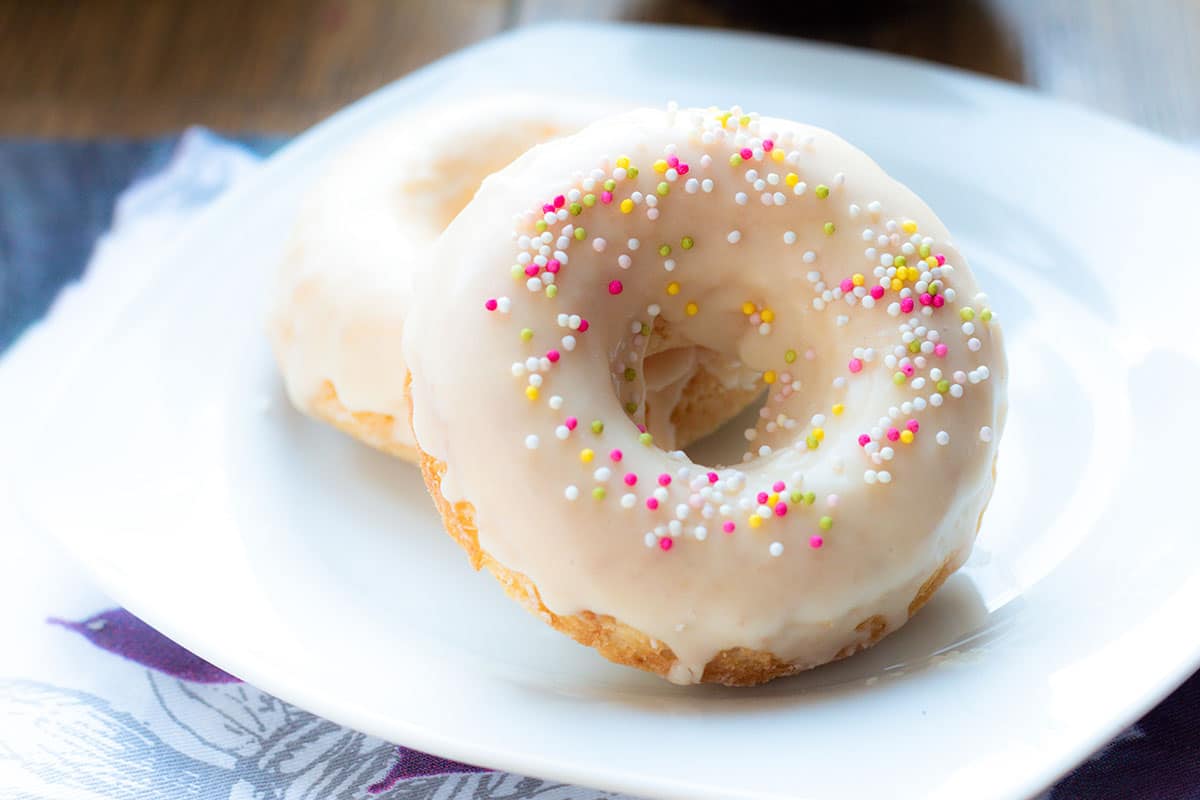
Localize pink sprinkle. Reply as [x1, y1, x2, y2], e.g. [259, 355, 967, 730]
[774, 502, 788, 517]
[658, 474, 672, 487]
[936, 254, 946, 266]
[545, 259, 561, 274]
[708, 472, 719, 483]
[809, 535, 824, 549]
[901, 363, 915, 377]
[524, 264, 539, 277]
[565, 417, 578, 430]
[611, 450, 624, 463]
[934, 343, 949, 358]
[906, 419, 920, 433]
[919, 293, 933, 306]
[659, 537, 674, 551]
[542, 203, 554, 213]
[870, 285, 885, 300]
[600, 191, 613, 204]
[485, 298, 498, 311]
[667, 155, 679, 168]
[723, 521, 736, 534]
[858, 434, 872, 447]
[840, 278, 854, 293]
[636, 423, 646, 433]
[608, 281, 623, 295]
[756, 491, 769, 504]
[900, 297, 915, 314]
[932, 294, 945, 308]
[677, 163, 689, 175]
[848, 358, 863, 374]
[578, 319, 590, 332]
[886, 428, 901, 442]
[646, 498, 659, 510]
[762, 139, 774, 152]
[772, 481, 786, 492]
[623, 471, 637, 485]
[740, 147, 753, 160]
[546, 350, 560, 363]
[553, 195, 565, 209]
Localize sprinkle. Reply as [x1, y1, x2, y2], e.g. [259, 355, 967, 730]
[525, 435, 540, 450]
[646, 497, 659, 510]
[659, 537, 674, 551]
[960, 306, 976, 321]
[980, 426, 994, 442]
[727, 230, 742, 244]
[769, 542, 784, 557]
[936, 430, 950, 445]
[525, 385, 539, 400]
[580, 448, 594, 463]
[485, 298, 498, 311]
[686, 301, 699, 316]
[809, 535, 824, 549]
[819, 516, 833, 530]
[608, 280, 623, 295]
[723, 521, 736, 534]
[823, 222, 836, 235]
[620, 198, 634, 214]
[815, 184, 830, 198]
[848, 358, 863, 373]
[639, 432, 654, 446]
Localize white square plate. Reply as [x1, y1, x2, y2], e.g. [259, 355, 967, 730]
[10, 23, 1200, 800]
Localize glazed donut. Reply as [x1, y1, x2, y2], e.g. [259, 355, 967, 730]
[269, 95, 760, 460]
[405, 106, 1007, 685]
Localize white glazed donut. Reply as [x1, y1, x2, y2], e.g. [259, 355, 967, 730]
[405, 106, 1007, 685]
[268, 95, 614, 459]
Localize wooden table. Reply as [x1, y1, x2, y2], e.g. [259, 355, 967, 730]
[1, 0, 1197, 142]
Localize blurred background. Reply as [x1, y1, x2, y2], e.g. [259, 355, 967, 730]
[1, 0, 1198, 141]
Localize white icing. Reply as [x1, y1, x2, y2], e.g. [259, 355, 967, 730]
[405, 108, 1008, 683]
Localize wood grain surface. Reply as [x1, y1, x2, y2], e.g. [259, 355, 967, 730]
[0, 0, 1196, 141]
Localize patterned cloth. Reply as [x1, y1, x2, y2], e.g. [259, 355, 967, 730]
[0, 130, 1196, 800]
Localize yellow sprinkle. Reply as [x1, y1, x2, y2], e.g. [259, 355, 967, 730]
[891, 278, 903, 291]
[902, 220, 918, 234]
[813, 427, 825, 441]
[666, 281, 681, 295]
[739, 115, 751, 127]
[768, 493, 779, 506]
[785, 172, 800, 186]
[851, 273, 865, 287]
[900, 430, 915, 444]
[772, 149, 786, 162]
[685, 301, 699, 316]
[832, 403, 845, 416]
[520, 327, 534, 342]
[748, 515, 763, 529]
[525, 386, 539, 401]
[761, 309, 775, 323]
[620, 198, 634, 214]
[742, 301, 757, 315]
[925, 256, 939, 268]
[616, 156, 630, 169]
[784, 349, 797, 363]
[580, 448, 594, 463]
[717, 112, 731, 126]
[763, 370, 777, 385]
[653, 159, 668, 173]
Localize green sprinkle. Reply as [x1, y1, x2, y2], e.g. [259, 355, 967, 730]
[981, 308, 993, 322]
[603, 179, 616, 191]
[919, 244, 931, 258]
[627, 166, 639, 178]
[790, 490, 804, 504]
[681, 236, 694, 250]
[520, 328, 534, 342]
[936, 379, 951, 393]
[819, 516, 833, 531]
[806, 434, 819, 449]
[511, 264, 524, 280]
[640, 323, 651, 336]
[592, 487, 606, 500]
[929, 282, 939, 295]
[815, 184, 830, 199]
[823, 222, 836, 236]
[960, 306, 976, 321]
[583, 193, 596, 207]
[535, 220, 547, 233]
[908, 340, 921, 354]
[574, 227, 586, 240]
[569, 202, 582, 216]
[624, 368, 637, 382]
[639, 432, 653, 446]
[784, 349, 797, 364]
[894, 256, 907, 267]
[729, 153, 743, 167]
[803, 492, 815, 505]
[545, 284, 558, 298]
[625, 402, 638, 414]
[656, 182, 670, 196]
[659, 244, 672, 257]
[893, 371, 906, 385]
[591, 420, 604, 434]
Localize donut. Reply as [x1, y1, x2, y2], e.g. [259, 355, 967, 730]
[268, 95, 759, 460]
[404, 106, 1007, 685]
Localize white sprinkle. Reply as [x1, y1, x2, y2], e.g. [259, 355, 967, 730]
[511, 362, 526, 377]
[526, 435, 540, 450]
[936, 430, 950, 446]
[930, 393, 944, 407]
[769, 542, 784, 557]
[525, 357, 540, 372]
[496, 297, 511, 313]
[864, 470, 878, 485]
[968, 337, 982, 352]
[950, 384, 964, 398]
[802, 250, 817, 263]
[561, 335, 576, 351]
[877, 470, 892, 484]
[836, 315, 849, 327]
[618, 254, 632, 269]
[647, 303, 662, 316]
[979, 426, 994, 443]
[701, 178, 714, 192]
[758, 445, 772, 457]
[644, 532, 657, 548]
[773, 192, 787, 205]
[675, 504, 690, 520]
[694, 526, 708, 541]
[555, 425, 569, 440]
[526, 277, 541, 292]
[621, 493, 637, 509]
[564, 484, 579, 501]
[962, 321, 975, 335]
[528, 374, 543, 387]
[727, 230, 742, 244]
[734, 192, 748, 205]
[663, 258, 676, 272]
[685, 178, 699, 193]
[627, 238, 640, 250]
[548, 395, 563, 410]
[783, 230, 797, 244]
[592, 237, 607, 253]
[668, 520, 683, 536]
